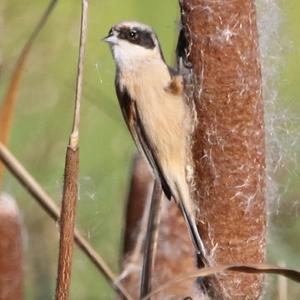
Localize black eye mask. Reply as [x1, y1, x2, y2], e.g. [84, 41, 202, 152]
[117, 27, 155, 49]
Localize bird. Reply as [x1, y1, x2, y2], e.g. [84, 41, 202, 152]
[103, 21, 208, 267]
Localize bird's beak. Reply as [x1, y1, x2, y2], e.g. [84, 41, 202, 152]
[102, 32, 118, 45]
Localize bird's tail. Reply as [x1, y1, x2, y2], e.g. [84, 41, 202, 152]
[175, 181, 209, 268]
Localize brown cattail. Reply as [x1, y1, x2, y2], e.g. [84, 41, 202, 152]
[0, 193, 23, 300]
[120, 155, 201, 299]
[179, 0, 266, 298]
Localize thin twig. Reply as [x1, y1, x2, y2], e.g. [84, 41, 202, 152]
[140, 180, 163, 299]
[0, 142, 133, 300]
[0, 0, 58, 187]
[142, 264, 300, 300]
[55, 1, 88, 299]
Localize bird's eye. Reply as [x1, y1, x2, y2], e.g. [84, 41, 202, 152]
[129, 30, 137, 40]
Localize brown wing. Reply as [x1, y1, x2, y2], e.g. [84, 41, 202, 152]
[115, 79, 172, 200]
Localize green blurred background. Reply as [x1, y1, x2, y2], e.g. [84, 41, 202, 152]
[0, 0, 299, 299]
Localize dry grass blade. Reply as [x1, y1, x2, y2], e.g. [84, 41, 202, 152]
[140, 180, 163, 299]
[55, 1, 88, 299]
[0, 0, 58, 187]
[0, 142, 133, 300]
[142, 264, 300, 300]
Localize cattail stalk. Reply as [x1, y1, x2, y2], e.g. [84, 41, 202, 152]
[55, 1, 88, 299]
[179, 0, 266, 298]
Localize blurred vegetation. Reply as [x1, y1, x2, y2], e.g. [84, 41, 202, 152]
[0, 0, 299, 299]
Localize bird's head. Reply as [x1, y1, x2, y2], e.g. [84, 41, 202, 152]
[103, 21, 164, 69]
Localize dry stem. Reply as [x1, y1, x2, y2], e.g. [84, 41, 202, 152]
[69, 0, 88, 150]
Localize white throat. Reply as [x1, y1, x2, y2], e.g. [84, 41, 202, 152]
[111, 40, 161, 72]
